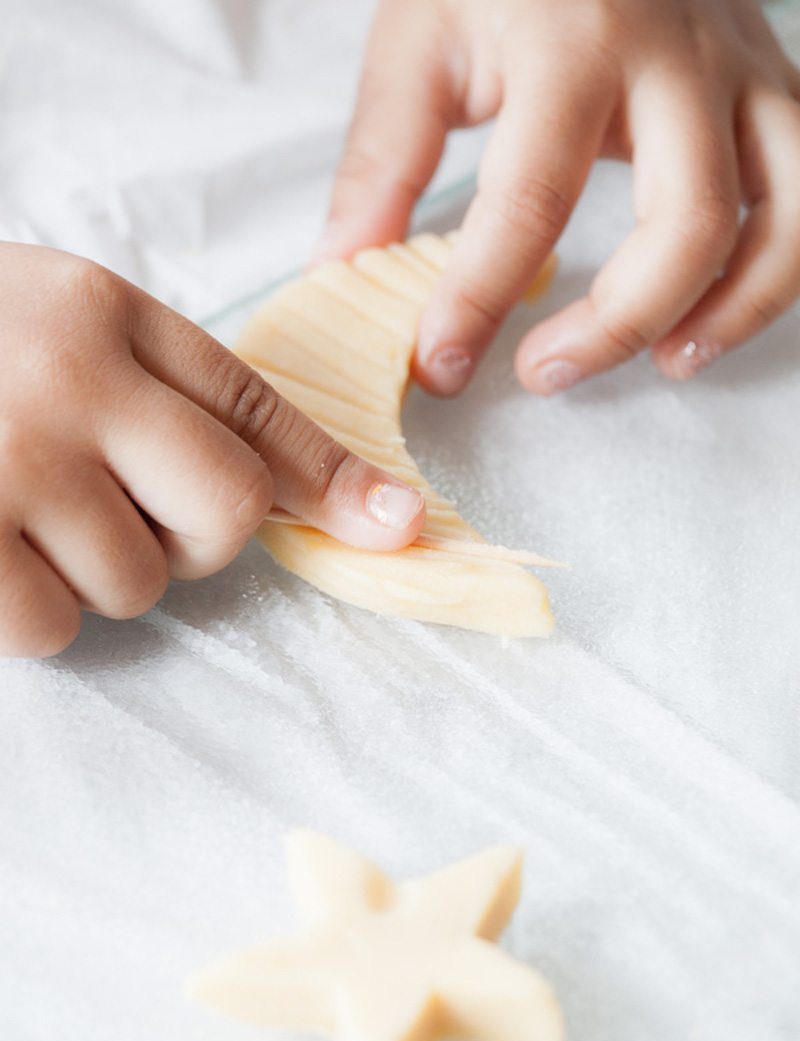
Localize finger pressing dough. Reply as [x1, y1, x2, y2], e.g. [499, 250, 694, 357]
[188, 830, 565, 1041]
[236, 234, 558, 638]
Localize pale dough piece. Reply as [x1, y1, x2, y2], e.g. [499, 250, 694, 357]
[188, 831, 565, 1041]
[235, 237, 558, 638]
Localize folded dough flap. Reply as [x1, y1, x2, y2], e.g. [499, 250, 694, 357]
[236, 233, 557, 638]
[258, 523, 553, 638]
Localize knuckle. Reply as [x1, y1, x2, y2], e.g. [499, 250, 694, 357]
[0, 541, 78, 653]
[244, 387, 356, 515]
[63, 256, 127, 325]
[575, 0, 628, 47]
[683, 14, 741, 78]
[227, 466, 274, 537]
[221, 364, 281, 448]
[336, 141, 383, 187]
[297, 435, 353, 512]
[12, 259, 129, 395]
[64, 255, 106, 292]
[12, 608, 82, 659]
[452, 272, 508, 330]
[39, 609, 82, 658]
[482, 173, 573, 244]
[105, 553, 169, 620]
[743, 287, 786, 328]
[593, 303, 652, 362]
[336, 138, 424, 201]
[193, 453, 274, 545]
[0, 533, 81, 658]
[683, 192, 739, 257]
[312, 450, 353, 512]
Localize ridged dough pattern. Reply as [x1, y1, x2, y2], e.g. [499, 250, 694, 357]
[235, 233, 557, 638]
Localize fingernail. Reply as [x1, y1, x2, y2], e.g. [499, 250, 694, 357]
[426, 345, 473, 395]
[674, 339, 724, 379]
[526, 359, 583, 396]
[366, 482, 425, 529]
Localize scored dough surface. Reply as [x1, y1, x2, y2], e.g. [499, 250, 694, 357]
[235, 234, 557, 638]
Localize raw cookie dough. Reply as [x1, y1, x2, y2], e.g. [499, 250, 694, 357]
[236, 235, 557, 637]
[188, 830, 565, 1041]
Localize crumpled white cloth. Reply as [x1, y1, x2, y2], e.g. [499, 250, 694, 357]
[1, 3, 800, 1041]
[0, 0, 483, 320]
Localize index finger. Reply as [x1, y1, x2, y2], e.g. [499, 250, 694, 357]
[415, 57, 615, 396]
[312, 0, 451, 265]
[128, 292, 427, 553]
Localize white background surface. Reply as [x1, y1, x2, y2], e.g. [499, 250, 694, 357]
[2, 3, 800, 1040]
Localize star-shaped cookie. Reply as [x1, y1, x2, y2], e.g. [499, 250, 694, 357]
[188, 831, 564, 1041]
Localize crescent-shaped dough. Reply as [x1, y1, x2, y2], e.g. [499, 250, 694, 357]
[235, 233, 557, 638]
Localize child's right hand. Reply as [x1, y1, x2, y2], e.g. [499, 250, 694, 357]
[319, 0, 800, 395]
[0, 243, 426, 658]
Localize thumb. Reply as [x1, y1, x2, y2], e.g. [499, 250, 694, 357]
[131, 293, 426, 552]
[312, 0, 452, 265]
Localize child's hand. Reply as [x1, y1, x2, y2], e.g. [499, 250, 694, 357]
[0, 244, 426, 657]
[317, 0, 800, 395]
